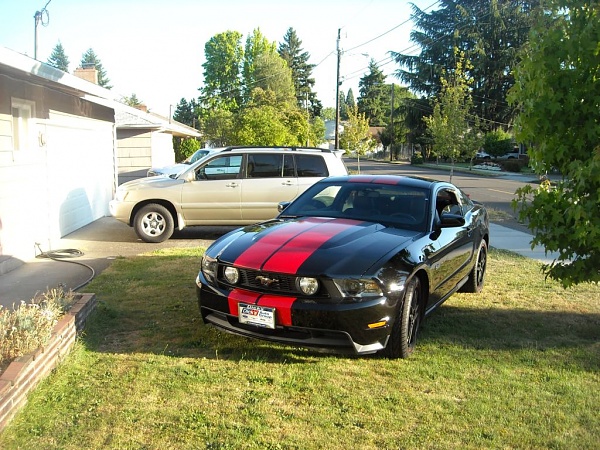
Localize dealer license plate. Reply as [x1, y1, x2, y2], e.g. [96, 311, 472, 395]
[238, 304, 276, 329]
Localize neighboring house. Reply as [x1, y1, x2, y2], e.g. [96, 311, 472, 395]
[115, 107, 200, 184]
[0, 46, 200, 274]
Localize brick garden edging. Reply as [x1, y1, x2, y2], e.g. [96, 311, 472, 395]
[0, 293, 97, 432]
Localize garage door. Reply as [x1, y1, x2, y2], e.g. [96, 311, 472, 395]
[45, 110, 115, 238]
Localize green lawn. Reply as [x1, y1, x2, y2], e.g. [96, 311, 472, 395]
[0, 248, 598, 449]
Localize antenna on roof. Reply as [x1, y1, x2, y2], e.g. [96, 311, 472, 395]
[33, 0, 52, 60]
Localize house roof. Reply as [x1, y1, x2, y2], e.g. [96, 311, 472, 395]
[0, 46, 200, 139]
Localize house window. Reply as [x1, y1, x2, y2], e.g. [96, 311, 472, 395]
[11, 99, 35, 151]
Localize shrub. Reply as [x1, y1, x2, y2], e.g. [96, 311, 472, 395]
[0, 287, 73, 369]
[411, 151, 424, 165]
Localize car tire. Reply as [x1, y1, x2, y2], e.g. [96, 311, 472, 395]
[461, 239, 487, 293]
[384, 276, 422, 359]
[134, 204, 174, 243]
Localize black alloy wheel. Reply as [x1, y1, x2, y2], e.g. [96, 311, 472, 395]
[384, 276, 422, 359]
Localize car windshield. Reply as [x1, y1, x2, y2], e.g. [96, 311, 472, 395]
[182, 149, 210, 164]
[280, 181, 430, 232]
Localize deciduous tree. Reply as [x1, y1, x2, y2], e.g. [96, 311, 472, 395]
[509, 0, 600, 286]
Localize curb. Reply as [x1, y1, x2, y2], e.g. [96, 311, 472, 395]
[0, 293, 97, 432]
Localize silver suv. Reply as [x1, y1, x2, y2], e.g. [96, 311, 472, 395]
[110, 146, 348, 242]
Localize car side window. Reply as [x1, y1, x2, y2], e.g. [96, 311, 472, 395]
[196, 155, 242, 180]
[295, 155, 328, 177]
[437, 189, 462, 217]
[246, 154, 284, 178]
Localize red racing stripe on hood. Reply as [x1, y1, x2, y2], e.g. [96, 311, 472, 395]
[234, 217, 359, 272]
[261, 219, 359, 273]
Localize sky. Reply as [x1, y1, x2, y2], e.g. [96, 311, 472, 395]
[1, 0, 435, 117]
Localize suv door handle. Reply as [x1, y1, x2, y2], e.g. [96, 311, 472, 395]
[225, 182, 239, 188]
[281, 180, 294, 186]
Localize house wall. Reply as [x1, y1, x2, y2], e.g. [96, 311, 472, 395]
[116, 129, 175, 184]
[0, 72, 115, 264]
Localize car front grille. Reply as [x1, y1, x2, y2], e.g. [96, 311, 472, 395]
[215, 265, 337, 299]
[217, 266, 299, 295]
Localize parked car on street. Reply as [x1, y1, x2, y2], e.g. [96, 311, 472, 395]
[196, 174, 489, 358]
[475, 151, 492, 159]
[110, 146, 348, 242]
[147, 148, 220, 177]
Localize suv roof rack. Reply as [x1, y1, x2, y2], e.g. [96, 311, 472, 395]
[218, 146, 340, 154]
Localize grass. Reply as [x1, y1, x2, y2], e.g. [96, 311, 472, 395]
[0, 247, 598, 449]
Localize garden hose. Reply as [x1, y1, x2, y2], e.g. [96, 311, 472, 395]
[34, 243, 96, 291]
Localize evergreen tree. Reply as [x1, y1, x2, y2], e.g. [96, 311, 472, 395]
[47, 42, 69, 72]
[357, 60, 388, 126]
[278, 27, 322, 117]
[173, 98, 199, 129]
[346, 89, 356, 110]
[121, 93, 143, 108]
[80, 48, 112, 89]
[391, 0, 537, 128]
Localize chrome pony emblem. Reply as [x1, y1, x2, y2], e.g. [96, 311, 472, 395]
[255, 275, 279, 287]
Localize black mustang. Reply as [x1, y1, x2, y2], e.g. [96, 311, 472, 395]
[196, 175, 489, 358]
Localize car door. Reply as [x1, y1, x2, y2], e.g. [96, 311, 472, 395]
[295, 154, 330, 194]
[180, 154, 243, 223]
[241, 153, 299, 221]
[425, 187, 474, 311]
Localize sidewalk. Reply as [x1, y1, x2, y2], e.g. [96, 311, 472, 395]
[0, 217, 558, 309]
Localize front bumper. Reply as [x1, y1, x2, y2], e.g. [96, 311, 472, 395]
[196, 276, 398, 355]
[109, 199, 134, 224]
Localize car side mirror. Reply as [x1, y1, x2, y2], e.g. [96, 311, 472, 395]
[278, 201, 291, 213]
[440, 213, 466, 228]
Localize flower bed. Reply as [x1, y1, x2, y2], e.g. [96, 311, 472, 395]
[0, 293, 96, 432]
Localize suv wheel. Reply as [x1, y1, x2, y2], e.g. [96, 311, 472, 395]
[134, 204, 174, 243]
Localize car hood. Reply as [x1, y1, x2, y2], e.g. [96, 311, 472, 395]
[149, 163, 189, 176]
[119, 176, 185, 190]
[211, 217, 419, 277]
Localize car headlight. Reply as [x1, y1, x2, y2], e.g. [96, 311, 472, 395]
[297, 277, 319, 295]
[223, 266, 240, 284]
[333, 278, 383, 298]
[201, 255, 217, 282]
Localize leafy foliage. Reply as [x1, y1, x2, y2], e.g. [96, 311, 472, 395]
[509, 0, 600, 286]
[339, 105, 375, 155]
[200, 31, 244, 112]
[483, 129, 513, 157]
[424, 51, 482, 181]
[47, 41, 69, 72]
[173, 137, 201, 162]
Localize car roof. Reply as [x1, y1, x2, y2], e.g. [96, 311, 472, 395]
[323, 174, 443, 190]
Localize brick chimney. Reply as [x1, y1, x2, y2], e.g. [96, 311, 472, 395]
[73, 65, 99, 84]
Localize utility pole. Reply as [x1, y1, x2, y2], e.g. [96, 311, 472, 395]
[33, 0, 52, 60]
[390, 83, 394, 161]
[334, 28, 341, 150]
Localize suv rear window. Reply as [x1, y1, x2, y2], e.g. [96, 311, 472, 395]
[295, 154, 328, 177]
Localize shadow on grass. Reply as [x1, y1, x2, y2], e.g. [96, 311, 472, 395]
[79, 291, 600, 369]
